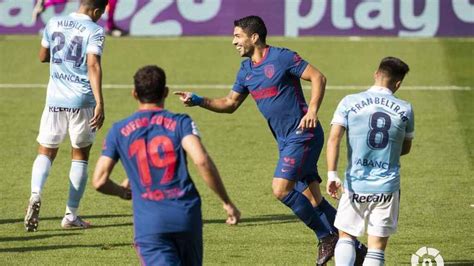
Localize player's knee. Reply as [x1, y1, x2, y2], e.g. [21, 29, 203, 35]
[71, 145, 92, 161]
[38, 145, 59, 161]
[272, 188, 290, 201]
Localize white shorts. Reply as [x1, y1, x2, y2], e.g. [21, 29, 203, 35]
[334, 190, 400, 238]
[36, 106, 96, 149]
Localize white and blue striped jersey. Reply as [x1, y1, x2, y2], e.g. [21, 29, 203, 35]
[331, 86, 415, 193]
[41, 13, 105, 108]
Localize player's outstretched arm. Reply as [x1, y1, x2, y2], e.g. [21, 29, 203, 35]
[182, 134, 241, 225]
[92, 156, 132, 200]
[326, 124, 345, 199]
[173, 90, 247, 114]
[39, 46, 50, 63]
[87, 53, 105, 130]
[298, 64, 326, 130]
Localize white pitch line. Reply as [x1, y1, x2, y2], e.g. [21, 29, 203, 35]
[0, 84, 471, 91]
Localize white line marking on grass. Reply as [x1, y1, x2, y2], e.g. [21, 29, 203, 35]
[0, 84, 471, 91]
[471, 204, 474, 208]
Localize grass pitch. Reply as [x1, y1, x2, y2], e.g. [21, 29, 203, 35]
[0, 35, 473, 265]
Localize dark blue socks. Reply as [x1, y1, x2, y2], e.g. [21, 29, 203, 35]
[281, 190, 332, 239]
[314, 197, 338, 232]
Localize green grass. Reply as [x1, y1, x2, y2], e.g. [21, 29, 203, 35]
[0, 36, 473, 265]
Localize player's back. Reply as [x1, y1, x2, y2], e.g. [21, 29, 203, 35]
[338, 87, 414, 193]
[107, 108, 202, 238]
[43, 13, 105, 108]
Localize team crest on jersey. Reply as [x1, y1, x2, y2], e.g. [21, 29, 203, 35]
[293, 54, 302, 65]
[264, 64, 275, 79]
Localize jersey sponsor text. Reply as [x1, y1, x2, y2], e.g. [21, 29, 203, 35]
[355, 157, 390, 169]
[351, 193, 393, 203]
[48, 106, 80, 114]
[141, 187, 185, 201]
[53, 72, 89, 85]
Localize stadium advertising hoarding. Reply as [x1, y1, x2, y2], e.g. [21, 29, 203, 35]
[1, 0, 473, 37]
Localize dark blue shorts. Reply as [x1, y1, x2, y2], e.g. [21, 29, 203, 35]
[274, 124, 324, 190]
[134, 228, 203, 266]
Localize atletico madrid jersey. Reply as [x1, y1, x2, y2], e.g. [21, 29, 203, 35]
[101, 108, 202, 239]
[232, 46, 311, 141]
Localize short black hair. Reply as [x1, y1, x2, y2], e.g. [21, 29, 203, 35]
[234, 15, 267, 44]
[378, 56, 410, 81]
[133, 65, 167, 103]
[81, 0, 109, 10]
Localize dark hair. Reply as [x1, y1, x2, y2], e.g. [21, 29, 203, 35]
[133, 65, 167, 103]
[81, 0, 109, 10]
[234, 15, 267, 44]
[378, 57, 410, 81]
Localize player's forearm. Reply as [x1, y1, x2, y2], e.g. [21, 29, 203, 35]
[94, 178, 126, 197]
[326, 138, 340, 172]
[200, 97, 237, 113]
[88, 61, 104, 106]
[308, 73, 326, 113]
[195, 157, 232, 204]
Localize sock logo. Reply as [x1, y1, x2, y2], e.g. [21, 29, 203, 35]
[411, 247, 444, 266]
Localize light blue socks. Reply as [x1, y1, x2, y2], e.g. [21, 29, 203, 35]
[31, 154, 52, 195]
[67, 160, 88, 218]
[335, 238, 356, 265]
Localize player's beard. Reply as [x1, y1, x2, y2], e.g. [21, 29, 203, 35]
[241, 45, 255, 58]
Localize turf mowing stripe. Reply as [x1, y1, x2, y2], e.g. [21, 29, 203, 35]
[0, 84, 471, 91]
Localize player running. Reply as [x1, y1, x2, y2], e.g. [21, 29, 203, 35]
[93, 65, 240, 265]
[326, 57, 414, 265]
[175, 15, 366, 265]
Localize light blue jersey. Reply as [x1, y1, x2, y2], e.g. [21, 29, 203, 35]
[331, 86, 415, 193]
[41, 13, 105, 108]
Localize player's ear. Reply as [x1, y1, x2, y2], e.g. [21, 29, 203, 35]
[251, 33, 259, 44]
[92, 8, 104, 21]
[163, 86, 169, 98]
[394, 80, 402, 91]
[132, 89, 139, 100]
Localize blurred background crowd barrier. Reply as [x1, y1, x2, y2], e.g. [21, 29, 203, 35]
[1, 0, 473, 37]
